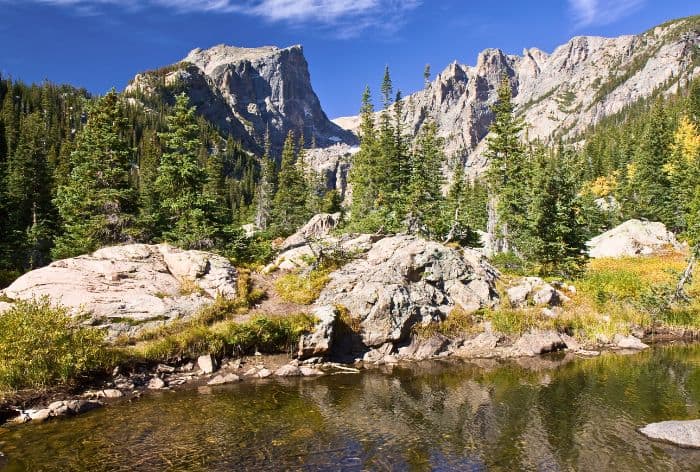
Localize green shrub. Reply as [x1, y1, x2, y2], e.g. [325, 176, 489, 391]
[0, 298, 110, 393]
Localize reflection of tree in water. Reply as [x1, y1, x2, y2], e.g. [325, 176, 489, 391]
[2, 346, 700, 471]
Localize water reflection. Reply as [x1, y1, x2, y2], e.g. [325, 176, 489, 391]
[1, 345, 699, 471]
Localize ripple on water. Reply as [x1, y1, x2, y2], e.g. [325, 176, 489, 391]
[1, 345, 700, 471]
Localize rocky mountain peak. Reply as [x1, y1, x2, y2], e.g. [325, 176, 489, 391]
[125, 43, 355, 156]
[332, 15, 700, 178]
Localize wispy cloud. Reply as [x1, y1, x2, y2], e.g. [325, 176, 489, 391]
[7, 0, 422, 36]
[568, 0, 645, 28]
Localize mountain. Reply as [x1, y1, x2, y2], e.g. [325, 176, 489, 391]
[333, 15, 700, 177]
[125, 44, 357, 156]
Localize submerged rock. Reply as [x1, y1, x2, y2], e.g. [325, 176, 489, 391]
[587, 219, 681, 258]
[639, 420, 700, 448]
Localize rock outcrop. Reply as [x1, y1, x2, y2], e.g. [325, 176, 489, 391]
[315, 235, 499, 349]
[126, 44, 356, 155]
[334, 16, 700, 177]
[586, 219, 682, 258]
[279, 212, 342, 251]
[1, 244, 237, 339]
[506, 277, 571, 308]
[639, 420, 700, 448]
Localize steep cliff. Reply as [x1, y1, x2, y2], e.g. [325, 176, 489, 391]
[333, 15, 700, 177]
[126, 44, 357, 155]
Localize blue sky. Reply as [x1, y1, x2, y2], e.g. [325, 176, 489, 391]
[0, 0, 697, 118]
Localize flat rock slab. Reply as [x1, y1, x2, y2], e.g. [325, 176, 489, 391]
[639, 420, 700, 448]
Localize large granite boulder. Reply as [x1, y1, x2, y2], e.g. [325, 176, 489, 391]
[586, 219, 682, 258]
[639, 420, 700, 448]
[315, 235, 499, 348]
[1, 244, 237, 339]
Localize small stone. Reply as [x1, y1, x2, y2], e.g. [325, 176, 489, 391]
[257, 368, 272, 378]
[157, 364, 176, 374]
[102, 389, 123, 399]
[244, 368, 258, 377]
[112, 366, 121, 377]
[274, 364, 301, 377]
[576, 349, 601, 357]
[299, 367, 324, 377]
[197, 354, 217, 374]
[147, 377, 166, 389]
[180, 362, 195, 372]
[8, 412, 30, 424]
[207, 373, 241, 385]
[48, 401, 66, 411]
[28, 409, 52, 422]
[614, 334, 649, 350]
[52, 405, 70, 417]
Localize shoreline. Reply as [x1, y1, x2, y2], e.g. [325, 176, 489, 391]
[2, 328, 697, 429]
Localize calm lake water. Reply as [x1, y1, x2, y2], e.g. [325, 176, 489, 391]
[1, 345, 700, 471]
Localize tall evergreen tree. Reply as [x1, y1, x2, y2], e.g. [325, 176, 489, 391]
[255, 129, 276, 230]
[524, 144, 587, 276]
[155, 93, 219, 249]
[405, 120, 445, 237]
[627, 101, 674, 226]
[271, 131, 310, 235]
[348, 86, 383, 231]
[136, 129, 162, 238]
[485, 77, 528, 254]
[6, 112, 54, 268]
[53, 90, 137, 259]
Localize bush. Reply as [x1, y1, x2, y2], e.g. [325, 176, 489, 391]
[0, 298, 110, 393]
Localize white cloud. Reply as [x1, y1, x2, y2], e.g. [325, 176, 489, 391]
[11, 0, 422, 36]
[568, 0, 645, 28]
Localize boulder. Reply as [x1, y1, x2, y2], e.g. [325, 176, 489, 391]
[147, 377, 166, 390]
[396, 334, 451, 360]
[279, 213, 342, 251]
[639, 420, 700, 448]
[274, 364, 302, 377]
[0, 244, 237, 340]
[506, 277, 569, 308]
[207, 373, 240, 385]
[506, 331, 569, 357]
[315, 236, 499, 348]
[265, 233, 381, 273]
[614, 334, 649, 350]
[28, 409, 52, 423]
[587, 219, 682, 258]
[298, 305, 338, 359]
[454, 332, 501, 358]
[197, 354, 217, 374]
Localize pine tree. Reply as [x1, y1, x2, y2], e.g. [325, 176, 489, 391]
[5, 112, 55, 268]
[155, 93, 219, 249]
[524, 144, 587, 276]
[255, 129, 276, 230]
[348, 86, 383, 230]
[405, 120, 445, 237]
[271, 131, 310, 235]
[53, 90, 137, 259]
[628, 101, 673, 226]
[136, 129, 161, 238]
[485, 77, 528, 254]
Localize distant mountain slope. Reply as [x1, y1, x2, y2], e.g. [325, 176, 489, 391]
[333, 15, 700, 176]
[125, 44, 357, 156]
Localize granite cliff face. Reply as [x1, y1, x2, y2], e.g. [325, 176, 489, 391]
[333, 16, 700, 177]
[126, 44, 356, 155]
